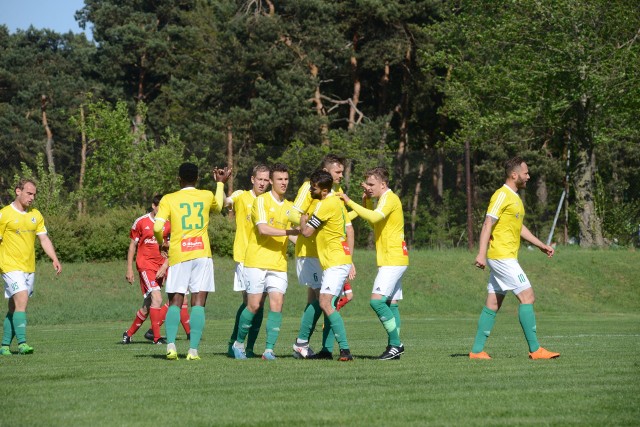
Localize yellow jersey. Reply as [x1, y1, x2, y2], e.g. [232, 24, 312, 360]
[0, 203, 47, 273]
[486, 184, 525, 260]
[346, 189, 408, 266]
[291, 181, 319, 258]
[311, 195, 352, 270]
[154, 183, 224, 266]
[244, 191, 293, 272]
[228, 189, 257, 263]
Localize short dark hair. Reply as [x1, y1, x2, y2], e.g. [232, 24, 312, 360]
[152, 194, 163, 206]
[365, 167, 389, 185]
[504, 157, 525, 177]
[270, 163, 288, 179]
[320, 153, 345, 170]
[309, 170, 333, 191]
[179, 162, 199, 183]
[15, 178, 36, 191]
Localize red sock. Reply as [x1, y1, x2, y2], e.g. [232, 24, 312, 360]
[150, 307, 163, 341]
[158, 303, 169, 327]
[180, 303, 191, 335]
[126, 309, 148, 336]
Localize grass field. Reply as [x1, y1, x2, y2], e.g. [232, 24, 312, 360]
[1, 248, 639, 426]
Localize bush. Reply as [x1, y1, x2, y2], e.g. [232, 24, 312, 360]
[38, 208, 236, 262]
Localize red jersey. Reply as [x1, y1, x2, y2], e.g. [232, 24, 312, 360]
[129, 213, 170, 271]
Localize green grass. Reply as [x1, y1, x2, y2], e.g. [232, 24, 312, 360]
[1, 248, 639, 426]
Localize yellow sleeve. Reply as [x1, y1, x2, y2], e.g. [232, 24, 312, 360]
[346, 199, 385, 224]
[288, 208, 302, 225]
[212, 182, 224, 214]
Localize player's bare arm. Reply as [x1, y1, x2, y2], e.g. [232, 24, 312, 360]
[521, 224, 555, 258]
[38, 234, 62, 275]
[474, 215, 496, 270]
[125, 238, 137, 284]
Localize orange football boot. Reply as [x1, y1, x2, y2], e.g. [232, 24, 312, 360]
[529, 347, 560, 359]
[469, 351, 491, 359]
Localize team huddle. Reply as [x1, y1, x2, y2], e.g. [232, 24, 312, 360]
[1, 155, 559, 361]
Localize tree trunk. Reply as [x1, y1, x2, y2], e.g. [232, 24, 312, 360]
[394, 44, 412, 196]
[465, 140, 474, 249]
[226, 124, 234, 195]
[78, 104, 87, 215]
[41, 95, 55, 174]
[348, 35, 360, 132]
[573, 147, 605, 247]
[432, 148, 444, 202]
[410, 159, 425, 249]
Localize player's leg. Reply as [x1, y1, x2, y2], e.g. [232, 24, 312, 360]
[514, 284, 559, 359]
[124, 273, 152, 343]
[233, 268, 266, 359]
[370, 267, 406, 359]
[293, 258, 322, 359]
[318, 265, 352, 361]
[179, 299, 190, 338]
[149, 288, 165, 344]
[228, 263, 247, 355]
[469, 292, 503, 358]
[2, 274, 18, 354]
[185, 258, 215, 360]
[11, 290, 31, 354]
[262, 272, 287, 360]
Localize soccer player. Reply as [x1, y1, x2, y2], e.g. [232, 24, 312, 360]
[123, 195, 191, 345]
[470, 156, 560, 360]
[298, 170, 355, 362]
[224, 164, 271, 358]
[231, 163, 299, 360]
[0, 179, 62, 355]
[340, 167, 408, 360]
[290, 154, 354, 360]
[154, 162, 231, 360]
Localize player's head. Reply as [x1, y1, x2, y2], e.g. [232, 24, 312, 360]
[309, 170, 333, 200]
[270, 163, 290, 197]
[251, 164, 271, 195]
[151, 194, 163, 215]
[504, 156, 529, 189]
[179, 162, 199, 186]
[363, 167, 389, 198]
[319, 153, 345, 185]
[14, 178, 37, 208]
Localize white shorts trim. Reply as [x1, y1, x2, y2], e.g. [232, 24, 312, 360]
[319, 264, 351, 297]
[296, 257, 322, 289]
[244, 268, 288, 295]
[233, 262, 246, 292]
[3, 271, 35, 298]
[372, 266, 407, 300]
[165, 258, 215, 294]
[487, 258, 531, 295]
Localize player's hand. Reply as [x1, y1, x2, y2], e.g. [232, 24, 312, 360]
[474, 254, 486, 270]
[338, 192, 351, 204]
[213, 166, 233, 183]
[157, 265, 168, 279]
[348, 263, 356, 281]
[52, 260, 62, 275]
[540, 244, 555, 258]
[126, 268, 134, 284]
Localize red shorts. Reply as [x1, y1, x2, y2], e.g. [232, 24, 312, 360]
[138, 269, 164, 297]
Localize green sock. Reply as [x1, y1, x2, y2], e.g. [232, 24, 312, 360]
[265, 311, 282, 351]
[370, 299, 401, 346]
[236, 308, 255, 344]
[229, 302, 246, 344]
[389, 303, 401, 344]
[327, 311, 349, 350]
[471, 306, 497, 353]
[12, 311, 27, 344]
[297, 300, 320, 341]
[518, 304, 540, 352]
[321, 314, 334, 352]
[189, 306, 205, 350]
[166, 305, 180, 344]
[2, 313, 14, 346]
[247, 306, 264, 351]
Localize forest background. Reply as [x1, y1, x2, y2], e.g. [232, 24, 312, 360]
[1, 0, 639, 261]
